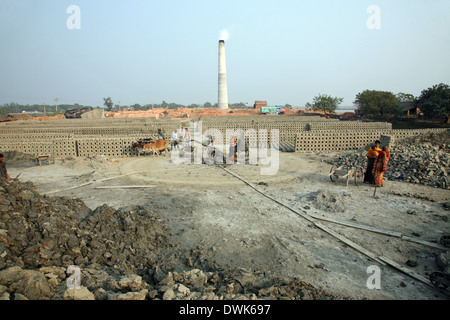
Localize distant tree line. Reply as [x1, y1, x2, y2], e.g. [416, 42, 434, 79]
[0, 100, 251, 115]
[3, 83, 448, 121]
[305, 83, 449, 121]
[102, 98, 254, 112]
[0, 103, 97, 116]
[354, 83, 450, 121]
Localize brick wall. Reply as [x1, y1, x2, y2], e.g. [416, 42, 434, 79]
[294, 128, 447, 153]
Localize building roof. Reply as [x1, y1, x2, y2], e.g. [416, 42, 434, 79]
[399, 102, 415, 110]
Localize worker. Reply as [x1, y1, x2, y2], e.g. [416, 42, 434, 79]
[0, 154, 12, 181]
[228, 136, 237, 163]
[364, 140, 382, 184]
[172, 130, 180, 150]
[157, 129, 165, 140]
[372, 146, 391, 187]
[184, 128, 191, 143]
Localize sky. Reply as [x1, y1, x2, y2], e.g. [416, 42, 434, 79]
[0, 0, 449, 108]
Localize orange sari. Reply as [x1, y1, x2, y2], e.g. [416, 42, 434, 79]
[372, 148, 390, 187]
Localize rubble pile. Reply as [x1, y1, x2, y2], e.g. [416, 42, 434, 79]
[0, 180, 167, 271]
[0, 178, 343, 300]
[330, 130, 450, 190]
[1, 151, 36, 165]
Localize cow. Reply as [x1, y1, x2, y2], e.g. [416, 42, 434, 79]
[132, 138, 154, 157]
[141, 139, 169, 157]
[132, 138, 153, 149]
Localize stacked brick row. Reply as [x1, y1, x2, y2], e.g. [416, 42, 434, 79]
[1, 117, 439, 158]
[294, 128, 448, 153]
[0, 118, 186, 158]
[199, 116, 337, 143]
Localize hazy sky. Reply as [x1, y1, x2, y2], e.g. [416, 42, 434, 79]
[1, 0, 449, 107]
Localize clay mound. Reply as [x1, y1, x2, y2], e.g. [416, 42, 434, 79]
[60, 155, 112, 171]
[0, 179, 167, 271]
[300, 190, 348, 213]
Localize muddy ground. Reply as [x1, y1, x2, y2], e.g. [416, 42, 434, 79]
[4, 150, 450, 300]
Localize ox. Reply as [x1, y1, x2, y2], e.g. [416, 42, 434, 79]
[132, 138, 152, 156]
[133, 139, 168, 157]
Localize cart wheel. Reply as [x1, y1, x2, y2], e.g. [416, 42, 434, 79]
[330, 165, 338, 182]
[354, 167, 364, 186]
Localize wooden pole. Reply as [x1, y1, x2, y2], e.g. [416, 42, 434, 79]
[43, 172, 141, 195]
[95, 185, 155, 189]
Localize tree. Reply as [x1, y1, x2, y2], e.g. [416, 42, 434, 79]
[354, 90, 401, 117]
[415, 83, 450, 120]
[203, 102, 212, 108]
[129, 103, 144, 110]
[396, 92, 415, 103]
[103, 97, 113, 110]
[305, 94, 343, 114]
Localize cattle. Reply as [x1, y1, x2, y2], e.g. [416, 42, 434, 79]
[132, 138, 153, 150]
[133, 139, 168, 157]
[132, 139, 152, 156]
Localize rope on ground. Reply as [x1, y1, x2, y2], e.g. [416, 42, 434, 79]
[218, 165, 446, 293]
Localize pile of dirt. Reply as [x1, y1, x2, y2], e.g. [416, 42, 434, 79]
[0, 178, 346, 300]
[0, 179, 167, 271]
[299, 190, 348, 213]
[61, 155, 114, 171]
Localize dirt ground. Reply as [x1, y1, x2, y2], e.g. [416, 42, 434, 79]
[5, 151, 450, 300]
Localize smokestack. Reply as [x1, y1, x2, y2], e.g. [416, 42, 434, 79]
[218, 40, 229, 110]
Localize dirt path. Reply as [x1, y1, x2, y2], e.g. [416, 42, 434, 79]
[6, 152, 450, 300]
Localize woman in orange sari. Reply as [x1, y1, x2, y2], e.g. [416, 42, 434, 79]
[372, 146, 390, 187]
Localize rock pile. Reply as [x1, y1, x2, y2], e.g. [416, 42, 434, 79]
[0, 178, 344, 300]
[330, 130, 450, 190]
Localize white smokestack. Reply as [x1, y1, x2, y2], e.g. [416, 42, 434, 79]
[218, 40, 229, 110]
